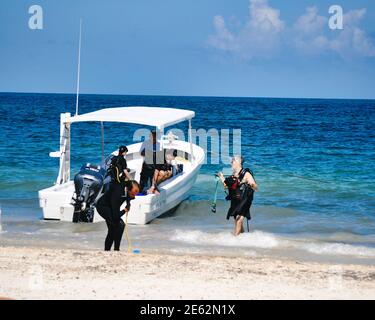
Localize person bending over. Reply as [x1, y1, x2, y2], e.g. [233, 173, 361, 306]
[96, 180, 140, 251]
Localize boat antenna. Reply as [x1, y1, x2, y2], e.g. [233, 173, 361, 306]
[75, 19, 82, 116]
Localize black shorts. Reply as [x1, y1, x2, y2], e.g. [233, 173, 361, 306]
[154, 164, 164, 171]
[155, 163, 172, 172]
[142, 163, 155, 175]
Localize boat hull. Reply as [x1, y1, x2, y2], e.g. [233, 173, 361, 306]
[39, 141, 204, 225]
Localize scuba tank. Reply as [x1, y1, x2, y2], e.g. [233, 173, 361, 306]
[108, 155, 122, 183]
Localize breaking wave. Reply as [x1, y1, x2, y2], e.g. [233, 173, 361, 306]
[170, 229, 375, 258]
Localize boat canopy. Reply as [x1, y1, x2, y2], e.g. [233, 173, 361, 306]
[65, 106, 195, 129]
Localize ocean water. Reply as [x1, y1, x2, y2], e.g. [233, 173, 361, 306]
[0, 93, 375, 264]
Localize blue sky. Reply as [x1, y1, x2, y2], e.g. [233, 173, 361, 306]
[1, 0, 375, 99]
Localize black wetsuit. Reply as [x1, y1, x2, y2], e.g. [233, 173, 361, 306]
[96, 183, 132, 251]
[225, 169, 255, 221]
[110, 155, 128, 184]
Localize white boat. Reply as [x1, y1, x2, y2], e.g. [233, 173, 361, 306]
[38, 106, 205, 225]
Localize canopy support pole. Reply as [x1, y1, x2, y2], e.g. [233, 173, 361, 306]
[56, 113, 71, 185]
[75, 19, 82, 116]
[101, 122, 105, 164]
[159, 126, 164, 151]
[189, 119, 194, 163]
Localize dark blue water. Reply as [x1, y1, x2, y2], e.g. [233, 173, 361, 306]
[1, 93, 375, 262]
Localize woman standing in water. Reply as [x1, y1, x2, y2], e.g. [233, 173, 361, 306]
[218, 155, 258, 236]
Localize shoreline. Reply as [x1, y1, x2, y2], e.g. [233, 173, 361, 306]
[0, 246, 374, 300]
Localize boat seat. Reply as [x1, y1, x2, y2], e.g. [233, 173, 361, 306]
[175, 156, 190, 164]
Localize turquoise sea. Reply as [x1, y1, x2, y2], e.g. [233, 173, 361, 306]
[0, 93, 374, 264]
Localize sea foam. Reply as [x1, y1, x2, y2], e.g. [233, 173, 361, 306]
[300, 242, 375, 258]
[171, 229, 375, 258]
[171, 230, 280, 249]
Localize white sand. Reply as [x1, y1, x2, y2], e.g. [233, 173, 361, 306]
[0, 246, 374, 300]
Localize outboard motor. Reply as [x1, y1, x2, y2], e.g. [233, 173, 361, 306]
[72, 163, 106, 223]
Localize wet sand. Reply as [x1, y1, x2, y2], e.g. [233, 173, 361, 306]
[0, 246, 374, 300]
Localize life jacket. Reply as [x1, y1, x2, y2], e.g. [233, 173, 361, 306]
[225, 168, 254, 201]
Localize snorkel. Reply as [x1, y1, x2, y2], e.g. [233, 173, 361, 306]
[211, 174, 221, 213]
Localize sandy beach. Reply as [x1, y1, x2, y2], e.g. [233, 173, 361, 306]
[0, 246, 374, 300]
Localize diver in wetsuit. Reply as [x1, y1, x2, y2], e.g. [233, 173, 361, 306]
[109, 146, 131, 184]
[96, 180, 140, 251]
[218, 155, 258, 236]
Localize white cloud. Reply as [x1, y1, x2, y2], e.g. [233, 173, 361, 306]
[294, 7, 327, 35]
[248, 0, 285, 33]
[293, 7, 330, 55]
[335, 9, 375, 58]
[208, 2, 375, 60]
[293, 7, 375, 58]
[208, 0, 285, 60]
[209, 15, 237, 52]
[344, 8, 366, 25]
[352, 28, 375, 57]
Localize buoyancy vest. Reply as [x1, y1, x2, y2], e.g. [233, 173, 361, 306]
[225, 168, 255, 201]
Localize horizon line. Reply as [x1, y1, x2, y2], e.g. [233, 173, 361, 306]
[0, 90, 374, 102]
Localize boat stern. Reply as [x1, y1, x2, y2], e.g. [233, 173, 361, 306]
[39, 182, 75, 221]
